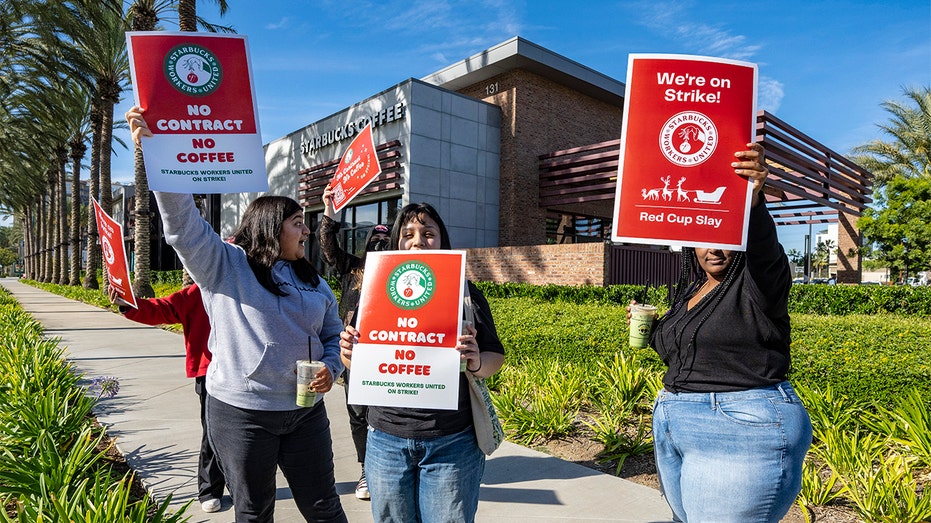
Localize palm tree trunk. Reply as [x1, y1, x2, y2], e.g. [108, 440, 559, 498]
[23, 206, 34, 279]
[178, 0, 196, 31]
[57, 152, 69, 284]
[84, 101, 102, 289]
[39, 192, 49, 282]
[132, 144, 154, 298]
[50, 170, 61, 284]
[70, 141, 87, 285]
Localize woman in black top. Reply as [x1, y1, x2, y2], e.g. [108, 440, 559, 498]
[338, 202, 505, 523]
[634, 143, 812, 523]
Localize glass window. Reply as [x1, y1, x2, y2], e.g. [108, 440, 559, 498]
[545, 212, 611, 244]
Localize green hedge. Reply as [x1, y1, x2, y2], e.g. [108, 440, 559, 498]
[475, 281, 669, 307]
[789, 284, 931, 315]
[789, 313, 931, 408]
[476, 280, 931, 316]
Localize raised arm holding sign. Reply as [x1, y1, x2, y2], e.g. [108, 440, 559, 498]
[612, 54, 759, 250]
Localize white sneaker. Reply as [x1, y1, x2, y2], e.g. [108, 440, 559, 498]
[355, 469, 370, 500]
[201, 498, 222, 513]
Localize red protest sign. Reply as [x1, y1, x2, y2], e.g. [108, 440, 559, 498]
[347, 251, 466, 410]
[329, 123, 382, 213]
[612, 54, 758, 250]
[126, 32, 267, 193]
[356, 251, 465, 348]
[92, 198, 137, 309]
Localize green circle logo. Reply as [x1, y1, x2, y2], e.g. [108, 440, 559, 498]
[387, 262, 435, 310]
[164, 44, 222, 96]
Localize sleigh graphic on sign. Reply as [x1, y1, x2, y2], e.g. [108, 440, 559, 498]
[693, 186, 726, 204]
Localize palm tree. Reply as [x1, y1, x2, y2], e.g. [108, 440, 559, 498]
[127, 0, 230, 295]
[77, 1, 129, 289]
[68, 93, 92, 286]
[851, 86, 931, 185]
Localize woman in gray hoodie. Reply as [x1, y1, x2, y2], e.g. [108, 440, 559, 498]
[127, 107, 347, 523]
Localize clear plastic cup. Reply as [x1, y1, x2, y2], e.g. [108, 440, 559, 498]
[296, 360, 326, 407]
[628, 304, 657, 349]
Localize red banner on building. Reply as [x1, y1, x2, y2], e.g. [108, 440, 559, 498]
[348, 251, 466, 410]
[612, 54, 758, 250]
[329, 123, 382, 213]
[92, 198, 137, 309]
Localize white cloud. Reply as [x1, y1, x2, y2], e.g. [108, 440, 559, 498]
[757, 76, 784, 113]
[265, 17, 290, 30]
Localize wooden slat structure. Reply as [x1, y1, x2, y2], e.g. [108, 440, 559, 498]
[539, 111, 873, 225]
[538, 110, 875, 284]
[298, 140, 404, 208]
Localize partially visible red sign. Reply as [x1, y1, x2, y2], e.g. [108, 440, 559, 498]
[611, 54, 758, 250]
[92, 198, 137, 309]
[329, 123, 382, 213]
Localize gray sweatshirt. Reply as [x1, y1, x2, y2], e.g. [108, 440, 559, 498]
[154, 191, 344, 411]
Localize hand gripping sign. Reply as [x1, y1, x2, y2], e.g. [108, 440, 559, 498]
[329, 123, 382, 213]
[611, 54, 758, 250]
[126, 32, 267, 193]
[92, 198, 137, 309]
[348, 251, 466, 410]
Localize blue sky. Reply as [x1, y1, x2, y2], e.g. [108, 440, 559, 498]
[111, 0, 931, 255]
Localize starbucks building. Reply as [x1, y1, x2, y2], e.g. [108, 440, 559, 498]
[218, 37, 872, 286]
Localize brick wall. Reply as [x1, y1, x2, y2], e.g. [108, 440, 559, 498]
[836, 210, 862, 284]
[458, 70, 623, 247]
[465, 243, 608, 286]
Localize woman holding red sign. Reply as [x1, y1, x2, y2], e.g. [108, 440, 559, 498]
[338, 202, 505, 523]
[630, 143, 812, 523]
[127, 107, 347, 523]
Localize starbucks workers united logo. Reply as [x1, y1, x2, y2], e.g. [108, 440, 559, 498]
[164, 44, 222, 96]
[387, 262, 436, 310]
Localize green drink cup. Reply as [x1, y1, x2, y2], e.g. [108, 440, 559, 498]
[628, 304, 657, 349]
[296, 360, 326, 407]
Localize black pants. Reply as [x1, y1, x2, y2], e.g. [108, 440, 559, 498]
[342, 368, 368, 464]
[194, 376, 226, 501]
[206, 396, 346, 523]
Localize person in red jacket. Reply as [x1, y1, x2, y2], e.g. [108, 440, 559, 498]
[108, 283, 227, 513]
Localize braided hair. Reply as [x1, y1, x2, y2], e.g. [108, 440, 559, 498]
[657, 247, 745, 386]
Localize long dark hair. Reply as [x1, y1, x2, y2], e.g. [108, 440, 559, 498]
[230, 195, 319, 295]
[389, 202, 452, 250]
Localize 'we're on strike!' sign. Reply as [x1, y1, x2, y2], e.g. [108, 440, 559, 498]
[348, 251, 466, 410]
[126, 32, 267, 194]
[612, 54, 758, 250]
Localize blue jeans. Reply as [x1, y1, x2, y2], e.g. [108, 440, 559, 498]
[365, 427, 485, 523]
[652, 381, 812, 523]
[206, 396, 347, 523]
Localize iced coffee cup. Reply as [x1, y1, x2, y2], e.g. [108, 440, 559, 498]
[628, 304, 657, 349]
[296, 360, 326, 407]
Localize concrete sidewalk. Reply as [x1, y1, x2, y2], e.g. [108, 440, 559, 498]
[0, 277, 673, 523]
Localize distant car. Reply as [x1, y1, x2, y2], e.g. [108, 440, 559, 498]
[792, 277, 807, 284]
[810, 278, 828, 284]
[859, 281, 881, 285]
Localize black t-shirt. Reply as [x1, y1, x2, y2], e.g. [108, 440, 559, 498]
[651, 201, 792, 393]
[366, 281, 505, 438]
